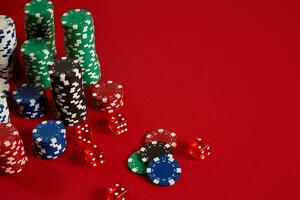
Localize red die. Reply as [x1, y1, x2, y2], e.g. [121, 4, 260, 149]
[106, 183, 128, 200]
[83, 143, 105, 167]
[189, 137, 211, 160]
[75, 123, 93, 147]
[109, 113, 128, 135]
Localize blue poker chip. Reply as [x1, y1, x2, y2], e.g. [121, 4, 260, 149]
[146, 155, 182, 186]
[12, 83, 45, 104]
[32, 120, 66, 143]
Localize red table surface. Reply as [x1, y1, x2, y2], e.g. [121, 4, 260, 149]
[1, 0, 300, 199]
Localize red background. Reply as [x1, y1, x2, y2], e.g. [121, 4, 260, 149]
[1, 0, 300, 199]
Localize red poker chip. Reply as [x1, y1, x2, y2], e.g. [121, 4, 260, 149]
[145, 129, 177, 148]
[0, 137, 23, 156]
[0, 124, 21, 152]
[91, 81, 124, 104]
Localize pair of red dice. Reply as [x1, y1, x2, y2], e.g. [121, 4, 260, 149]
[72, 123, 105, 168]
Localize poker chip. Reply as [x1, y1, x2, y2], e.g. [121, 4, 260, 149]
[61, 9, 101, 86]
[49, 57, 87, 126]
[0, 94, 10, 123]
[145, 129, 177, 148]
[146, 155, 182, 186]
[32, 120, 67, 160]
[0, 78, 9, 96]
[0, 123, 28, 175]
[12, 83, 48, 119]
[91, 81, 124, 113]
[24, 0, 56, 56]
[139, 141, 173, 163]
[21, 37, 54, 88]
[0, 15, 18, 80]
[127, 151, 147, 175]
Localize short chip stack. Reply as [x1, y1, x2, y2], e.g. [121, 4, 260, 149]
[91, 81, 124, 113]
[24, 0, 56, 56]
[12, 83, 48, 119]
[61, 9, 101, 86]
[0, 15, 18, 80]
[0, 123, 28, 174]
[49, 57, 87, 126]
[21, 38, 53, 88]
[32, 120, 67, 160]
[127, 129, 182, 186]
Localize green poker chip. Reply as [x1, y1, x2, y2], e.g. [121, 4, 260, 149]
[61, 9, 101, 86]
[21, 38, 53, 88]
[24, 0, 56, 56]
[127, 151, 147, 175]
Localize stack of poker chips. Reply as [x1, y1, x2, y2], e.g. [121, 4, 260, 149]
[91, 81, 124, 113]
[0, 123, 28, 175]
[49, 57, 87, 126]
[12, 83, 48, 119]
[0, 78, 10, 123]
[24, 0, 56, 56]
[21, 37, 54, 88]
[61, 9, 101, 86]
[0, 95, 9, 123]
[127, 129, 182, 186]
[0, 15, 18, 80]
[0, 78, 10, 97]
[32, 120, 67, 160]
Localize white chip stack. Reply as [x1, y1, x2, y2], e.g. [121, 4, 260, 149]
[0, 78, 10, 123]
[0, 15, 18, 80]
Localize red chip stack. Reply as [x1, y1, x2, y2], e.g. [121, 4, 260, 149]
[0, 123, 28, 175]
[91, 80, 124, 113]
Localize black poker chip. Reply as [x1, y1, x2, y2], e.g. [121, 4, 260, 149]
[49, 57, 87, 126]
[139, 141, 173, 163]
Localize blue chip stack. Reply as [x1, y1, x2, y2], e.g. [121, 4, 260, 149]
[0, 15, 18, 80]
[12, 83, 48, 119]
[32, 120, 67, 160]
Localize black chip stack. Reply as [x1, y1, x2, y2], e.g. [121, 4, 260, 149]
[49, 57, 87, 126]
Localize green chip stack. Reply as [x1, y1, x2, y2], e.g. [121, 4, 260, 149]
[61, 9, 101, 86]
[21, 38, 53, 88]
[24, 0, 56, 57]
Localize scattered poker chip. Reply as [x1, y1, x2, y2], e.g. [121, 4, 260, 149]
[139, 141, 173, 163]
[49, 57, 87, 126]
[0, 123, 28, 175]
[0, 15, 18, 80]
[21, 37, 54, 88]
[32, 120, 67, 160]
[91, 81, 124, 113]
[61, 9, 101, 86]
[127, 151, 147, 175]
[145, 129, 177, 148]
[146, 155, 182, 186]
[12, 83, 47, 119]
[24, 0, 56, 56]
[0, 95, 10, 123]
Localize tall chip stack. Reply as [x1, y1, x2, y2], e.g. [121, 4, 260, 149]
[0, 15, 18, 80]
[24, 0, 56, 56]
[49, 57, 87, 126]
[61, 9, 101, 86]
[0, 123, 28, 175]
[21, 38, 53, 88]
